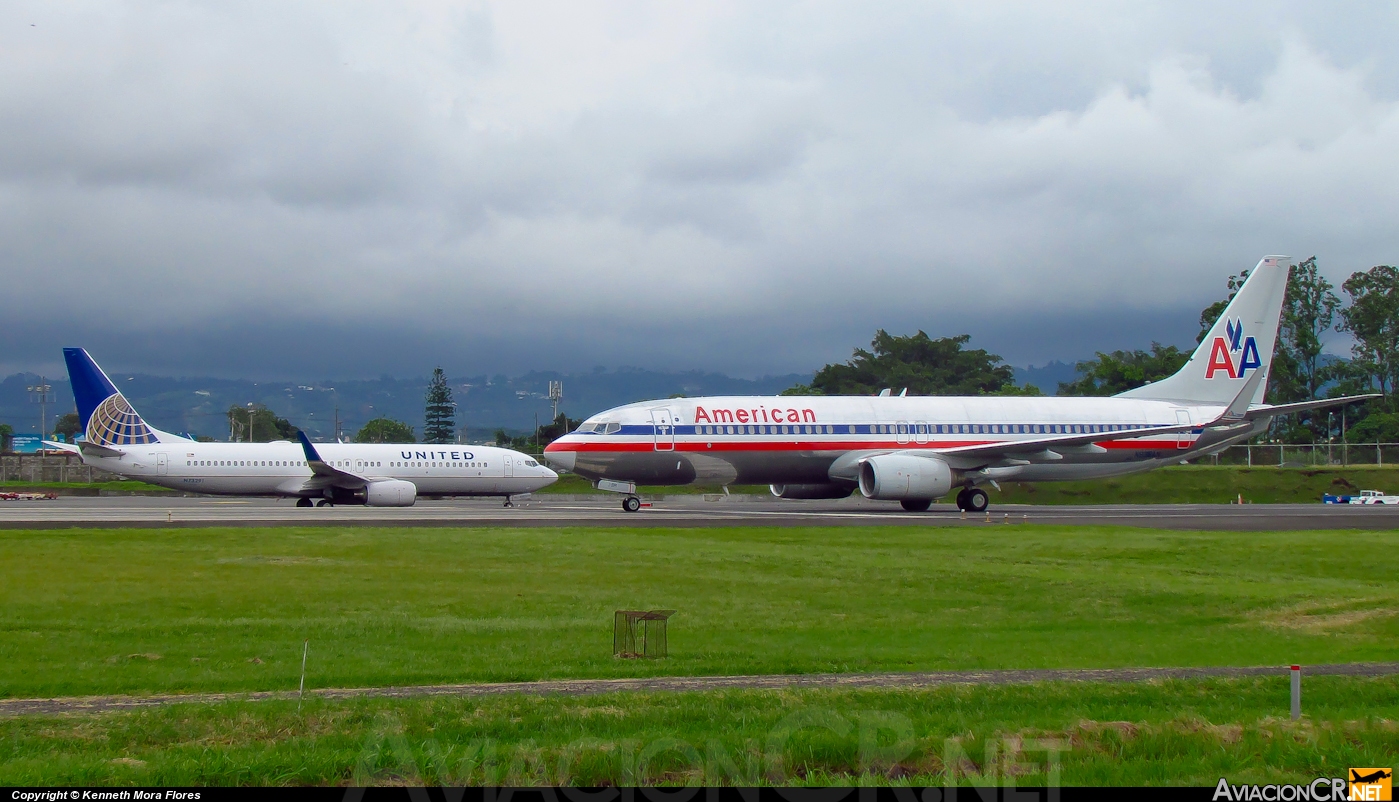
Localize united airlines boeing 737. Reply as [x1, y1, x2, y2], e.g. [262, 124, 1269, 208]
[545, 256, 1375, 512]
[48, 349, 558, 507]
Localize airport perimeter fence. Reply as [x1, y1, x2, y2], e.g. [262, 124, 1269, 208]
[1211, 442, 1399, 468]
[0, 453, 124, 483]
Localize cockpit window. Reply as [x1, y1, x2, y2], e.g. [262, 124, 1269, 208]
[575, 422, 598, 433]
[604, 422, 621, 434]
[525, 460, 538, 467]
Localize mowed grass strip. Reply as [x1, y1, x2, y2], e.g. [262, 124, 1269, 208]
[1, 677, 1395, 786]
[0, 525, 1396, 698]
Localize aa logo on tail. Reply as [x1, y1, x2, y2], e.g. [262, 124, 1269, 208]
[1206, 317, 1263, 379]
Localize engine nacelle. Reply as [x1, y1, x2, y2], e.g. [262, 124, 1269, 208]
[858, 455, 953, 501]
[365, 479, 417, 507]
[770, 483, 856, 500]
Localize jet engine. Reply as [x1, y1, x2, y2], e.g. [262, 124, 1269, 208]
[858, 455, 953, 501]
[365, 479, 418, 507]
[770, 483, 856, 500]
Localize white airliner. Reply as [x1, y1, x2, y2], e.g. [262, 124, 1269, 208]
[47, 349, 558, 507]
[545, 256, 1375, 512]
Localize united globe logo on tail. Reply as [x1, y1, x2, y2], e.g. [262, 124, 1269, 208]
[1205, 317, 1263, 379]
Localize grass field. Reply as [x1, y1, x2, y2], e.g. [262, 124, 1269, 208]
[1, 524, 1395, 699]
[2, 677, 1395, 785]
[9, 464, 1399, 502]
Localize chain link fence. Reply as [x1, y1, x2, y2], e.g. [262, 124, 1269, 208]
[0, 453, 124, 483]
[1210, 443, 1399, 467]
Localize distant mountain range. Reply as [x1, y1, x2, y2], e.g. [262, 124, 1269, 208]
[0, 361, 1082, 441]
[0, 368, 809, 441]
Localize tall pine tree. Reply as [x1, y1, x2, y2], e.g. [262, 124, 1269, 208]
[423, 367, 456, 443]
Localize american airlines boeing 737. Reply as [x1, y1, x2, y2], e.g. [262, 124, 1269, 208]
[48, 349, 558, 507]
[545, 256, 1375, 512]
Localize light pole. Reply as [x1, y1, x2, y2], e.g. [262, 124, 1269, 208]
[246, 403, 256, 443]
[1328, 412, 1334, 465]
[27, 378, 53, 438]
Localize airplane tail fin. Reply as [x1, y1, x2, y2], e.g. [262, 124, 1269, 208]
[1116, 256, 1290, 406]
[62, 348, 179, 446]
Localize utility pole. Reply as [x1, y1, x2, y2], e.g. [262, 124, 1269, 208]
[28, 378, 52, 438]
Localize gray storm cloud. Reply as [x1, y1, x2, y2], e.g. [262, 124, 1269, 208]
[2, 1, 1398, 378]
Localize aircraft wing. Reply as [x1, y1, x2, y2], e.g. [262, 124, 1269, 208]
[908, 369, 1266, 467]
[919, 419, 1207, 464]
[296, 432, 370, 490]
[1242, 393, 1380, 421]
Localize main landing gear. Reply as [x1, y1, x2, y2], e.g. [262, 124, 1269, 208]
[900, 499, 932, 512]
[296, 498, 313, 508]
[315, 499, 333, 508]
[955, 487, 989, 513]
[622, 496, 642, 513]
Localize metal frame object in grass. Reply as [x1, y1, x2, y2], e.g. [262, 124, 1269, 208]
[613, 610, 675, 659]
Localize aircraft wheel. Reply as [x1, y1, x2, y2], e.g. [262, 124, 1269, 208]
[622, 496, 641, 513]
[965, 488, 989, 512]
[901, 499, 932, 512]
[954, 488, 970, 511]
[316, 499, 332, 508]
[296, 498, 312, 508]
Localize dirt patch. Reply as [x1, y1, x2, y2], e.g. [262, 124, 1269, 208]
[1258, 601, 1397, 633]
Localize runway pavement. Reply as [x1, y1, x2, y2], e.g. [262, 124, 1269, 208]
[3, 493, 1399, 530]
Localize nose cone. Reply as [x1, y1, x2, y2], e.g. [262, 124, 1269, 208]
[543, 442, 575, 473]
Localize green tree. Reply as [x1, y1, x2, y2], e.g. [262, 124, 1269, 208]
[54, 412, 82, 442]
[226, 404, 297, 442]
[423, 367, 455, 444]
[1278, 257, 1340, 402]
[1058, 343, 1188, 396]
[354, 418, 416, 443]
[0, 423, 12, 452]
[535, 413, 582, 448]
[1339, 264, 1399, 409]
[798, 331, 1020, 396]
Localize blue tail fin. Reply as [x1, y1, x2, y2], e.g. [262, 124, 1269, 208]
[62, 348, 161, 446]
[63, 348, 119, 431]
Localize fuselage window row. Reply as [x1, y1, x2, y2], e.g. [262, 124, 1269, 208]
[687, 422, 1150, 437]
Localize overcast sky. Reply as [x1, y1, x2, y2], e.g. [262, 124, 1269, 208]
[4, 1, 1399, 380]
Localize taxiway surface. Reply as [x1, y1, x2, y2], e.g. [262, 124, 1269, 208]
[2, 494, 1397, 530]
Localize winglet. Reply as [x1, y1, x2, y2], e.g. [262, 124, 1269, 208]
[296, 431, 325, 464]
[1220, 368, 1266, 421]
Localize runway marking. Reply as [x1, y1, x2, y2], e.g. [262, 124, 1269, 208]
[3, 662, 1395, 718]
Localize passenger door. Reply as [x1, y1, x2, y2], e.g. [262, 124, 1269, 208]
[913, 421, 928, 445]
[651, 408, 676, 452]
